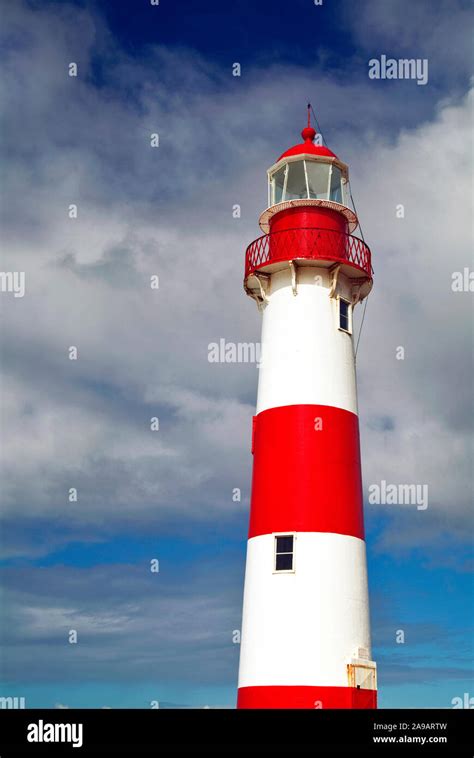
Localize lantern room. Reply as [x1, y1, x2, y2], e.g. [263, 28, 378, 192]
[269, 156, 345, 206]
[244, 109, 373, 303]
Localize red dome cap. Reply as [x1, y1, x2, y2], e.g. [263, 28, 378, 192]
[277, 106, 338, 162]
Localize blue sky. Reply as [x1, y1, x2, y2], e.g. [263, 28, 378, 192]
[0, 0, 472, 709]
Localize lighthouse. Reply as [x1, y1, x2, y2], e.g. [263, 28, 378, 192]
[237, 109, 377, 709]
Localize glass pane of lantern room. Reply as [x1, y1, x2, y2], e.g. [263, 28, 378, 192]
[329, 166, 343, 203]
[342, 177, 353, 211]
[284, 160, 308, 201]
[306, 162, 330, 200]
[272, 165, 286, 204]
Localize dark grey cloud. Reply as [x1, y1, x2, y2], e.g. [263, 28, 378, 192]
[0, 557, 243, 686]
[0, 0, 472, 560]
[347, 0, 473, 93]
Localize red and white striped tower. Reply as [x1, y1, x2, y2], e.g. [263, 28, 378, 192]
[237, 108, 377, 709]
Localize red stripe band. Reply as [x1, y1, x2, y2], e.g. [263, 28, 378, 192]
[237, 685, 377, 709]
[249, 404, 364, 539]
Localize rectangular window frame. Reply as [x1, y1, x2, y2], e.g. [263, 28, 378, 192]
[337, 296, 353, 334]
[273, 532, 296, 574]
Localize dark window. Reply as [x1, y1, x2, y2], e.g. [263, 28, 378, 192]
[339, 299, 351, 332]
[276, 553, 293, 571]
[276, 535, 293, 553]
[275, 534, 294, 572]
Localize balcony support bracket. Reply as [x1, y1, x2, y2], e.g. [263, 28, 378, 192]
[352, 284, 362, 306]
[289, 260, 298, 296]
[329, 264, 341, 298]
[244, 272, 270, 309]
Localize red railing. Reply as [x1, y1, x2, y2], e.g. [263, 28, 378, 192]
[245, 227, 373, 280]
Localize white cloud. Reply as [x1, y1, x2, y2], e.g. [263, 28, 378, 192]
[1, 561, 242, 685]
[354, 87, 473, 540]
[0, 0, 471, 557]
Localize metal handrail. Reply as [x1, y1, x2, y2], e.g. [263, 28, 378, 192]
[245, 227, 373, 280]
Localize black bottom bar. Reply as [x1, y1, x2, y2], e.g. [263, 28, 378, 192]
[0, 708, 472, 755]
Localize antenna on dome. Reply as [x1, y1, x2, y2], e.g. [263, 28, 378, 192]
[302, 104, 316, 144]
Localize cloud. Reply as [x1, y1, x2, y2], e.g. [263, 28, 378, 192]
[346, 0, 473, 91]
[0, 0, 471, 561]
[0, 558, 242, 688]
[0, 1, 471, 709]
[354, 87, 473, 546]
